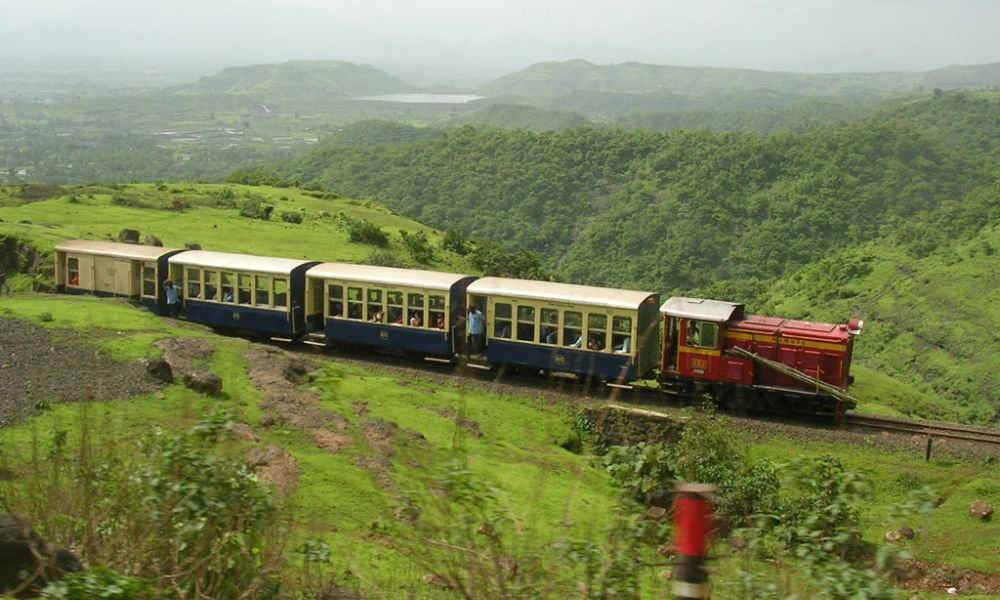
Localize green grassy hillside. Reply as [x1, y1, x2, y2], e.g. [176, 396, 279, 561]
[0, 183, 474, 283]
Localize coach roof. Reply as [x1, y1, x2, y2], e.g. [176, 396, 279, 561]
[56, 240, 181, 260]
[466, 277, 656, 310]
[170, 251, 315, 275]
[307, 263, 473, 291]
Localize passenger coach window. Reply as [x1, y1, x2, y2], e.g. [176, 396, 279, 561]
[67, 258, 80, 286]
[142, 263, 156, 297]
[541, 308, 559, 344]
[255, 275, 271, 307]
[516, 306, 535, 342]
[407, 293, 424, 327]
[238, 274, 252, 305]
[221, 272, 235, 303]
[587, 313, 607, 351]
[612, 316, 632, 353]
[429, 295, 446, 330]
[328, 284, 344, 317]
[204, 271, 219, 302]
[564, 311, 583, 347]
[273, 278, 288, 309]
[367, 289, 383, 321]
[347, 287, 363, 319]
[186, 268, 201, 299]
[494, 303, 512, 338]
[687, 321, 719, 349]
[387, 291, 403, 324]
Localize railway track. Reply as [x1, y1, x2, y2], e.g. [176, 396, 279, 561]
[279, 336, 1000, 450]
[843, 414, 1000, 446]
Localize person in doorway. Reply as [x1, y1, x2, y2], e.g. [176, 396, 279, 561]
[467, 305, 485, 357]
[163, 278, 180, 317]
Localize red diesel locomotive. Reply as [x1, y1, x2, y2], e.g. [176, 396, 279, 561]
[659, 297, 863, 416]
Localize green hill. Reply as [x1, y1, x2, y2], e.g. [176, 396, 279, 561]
[262, 92, 1000, 422]
[480, 59, 1000, 101]
[178, 60, 416, 100]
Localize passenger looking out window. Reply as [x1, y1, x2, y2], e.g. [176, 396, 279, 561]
[541, 308, 559, 344]
[68, 258, 80, 286]
[564, 311, 582, 348]
[328, 284, 344, 317]
[587, 313, 607, 351]
[494, 303, 512, 338]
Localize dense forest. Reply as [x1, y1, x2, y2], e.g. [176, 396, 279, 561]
[269, 92, 997, 293]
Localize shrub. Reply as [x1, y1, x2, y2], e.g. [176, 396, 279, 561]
[239, 195, 274, 220]
[400, 230, 435, 263]
[42, 567, 152, 599]
[279, 210, 304, 224]
[441, 230, 470, 255]
[348, 219, 390, 247]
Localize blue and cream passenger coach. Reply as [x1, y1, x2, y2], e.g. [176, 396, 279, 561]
[55, 240, 185, 314]
[304, 263, 476, 357]
[465, 277, 660, 381]
[168, 251, 318, 337]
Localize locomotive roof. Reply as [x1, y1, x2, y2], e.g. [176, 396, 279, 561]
[467, 277, 657, 310]
[169, 250, 315, 275]
[306, 263, 474, 291]
[56, 239, 181, 260]
[660, 296, 745, 322]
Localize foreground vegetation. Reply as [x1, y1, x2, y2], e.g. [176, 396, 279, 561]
[1, 295, 998, 598]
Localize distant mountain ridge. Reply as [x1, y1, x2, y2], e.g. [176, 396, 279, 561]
[479, 59, 1000, 100]
[178, 60, 416, 99]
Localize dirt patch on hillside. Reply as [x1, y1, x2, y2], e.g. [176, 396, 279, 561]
[897, 558, 1000, 596]
[0, 317, 161, 427]
[152, 337, 215, 377]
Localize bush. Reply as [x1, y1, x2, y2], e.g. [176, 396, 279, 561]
[279, 210, 304, 224]
[347, 219, 390, 247]
[238, 195, 274, 220]
[441, 230, 471, 255]
[400, 230, 434, 263]
[42, 567, 152, 599]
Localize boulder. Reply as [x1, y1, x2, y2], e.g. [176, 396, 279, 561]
[970, 499, 993, 520]
[642, 505, 670, 522]
[145, 358, 173, 384]
[117, 228, 140, 244]
[184, 242, 202, 250]
[183, 370, 223, 396]
[144, 234, 163, 247]
[0, 515, 82, 598]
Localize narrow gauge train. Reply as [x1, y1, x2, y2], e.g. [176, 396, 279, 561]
[54, 240, 863, 415]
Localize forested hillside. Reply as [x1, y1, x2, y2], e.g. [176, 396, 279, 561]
[265, 92, 1000, 420]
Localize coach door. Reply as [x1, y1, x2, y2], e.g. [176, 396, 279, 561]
[663, 315, 680, 372]
[113, 260, 134, 296]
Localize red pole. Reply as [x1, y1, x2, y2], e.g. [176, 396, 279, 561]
[672, 482, 716, 599]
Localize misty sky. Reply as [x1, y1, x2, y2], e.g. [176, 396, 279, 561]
[3, 0, 1000, 76]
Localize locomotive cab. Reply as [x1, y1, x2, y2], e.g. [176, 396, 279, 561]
[660, 297, 745, 382]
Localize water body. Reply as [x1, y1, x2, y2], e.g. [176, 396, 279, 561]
[358, 93, 485, 104]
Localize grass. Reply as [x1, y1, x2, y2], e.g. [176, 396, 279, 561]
[3, 292, 999, 597]
[0, 183, 473, 272]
